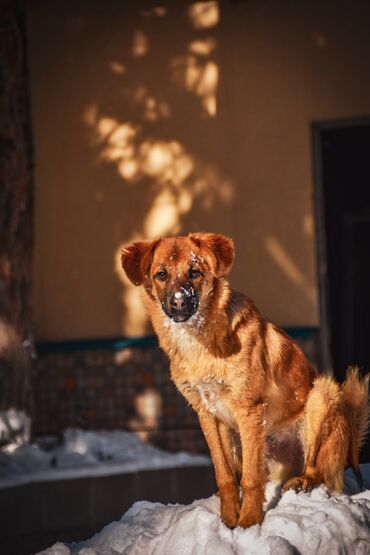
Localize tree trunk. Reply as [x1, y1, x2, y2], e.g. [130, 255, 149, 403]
[0, 0, 34, 442]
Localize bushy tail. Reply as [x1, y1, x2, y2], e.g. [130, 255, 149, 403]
[342, 367, 370, 489]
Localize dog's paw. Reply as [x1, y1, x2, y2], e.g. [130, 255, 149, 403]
[221, 505, 239, 529]
[220, 486, 240, 528]
[236, 488, 265, 528]
[283, 474, 321, 493]
[237, 504, 264, 528]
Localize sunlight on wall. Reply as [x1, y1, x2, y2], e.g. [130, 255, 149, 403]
[109, 61, 127, 75]
[83, 108, 197, 186]
[140, 6, 167, 19]
[264, 236, 316, 304]
[169, 3, 219, 118]
[140, 140, 194, 185]
[188, 1, 219, 30]
[82, 1, 234, 336]
[171, 39, 219, 117]
[132, 30, 149, 58]
[114, 247, 149, 336]
[189, 38, 217, 56]
[135, 87, 171, 122]
[145, 189, 185, 236]
[303, 213, 314, 238]
[105, 139, 233, 336]
[88, 109, 232, 336]
[129, 387, 162, 441]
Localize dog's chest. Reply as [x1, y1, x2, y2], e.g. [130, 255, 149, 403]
[164, 320, 237, 429]
[164, 319, 204, 354]
[190, 377, 237, 429]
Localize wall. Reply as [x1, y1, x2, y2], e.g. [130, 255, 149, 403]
[27, 0, 370, 341]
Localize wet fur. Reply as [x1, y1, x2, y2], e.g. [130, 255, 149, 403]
[121, 232, 369, 528]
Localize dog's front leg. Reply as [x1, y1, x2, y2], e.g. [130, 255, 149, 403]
[236, 401, 266, 527]
[198, 409, 240, 528]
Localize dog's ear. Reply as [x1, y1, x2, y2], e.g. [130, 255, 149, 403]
[189, 232, 234, 278]
[121, 240, 159, 285]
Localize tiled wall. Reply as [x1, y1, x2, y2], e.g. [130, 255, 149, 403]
[33, 345, 207, 453]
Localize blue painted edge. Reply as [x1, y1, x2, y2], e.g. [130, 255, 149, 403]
[285, 326, 319, 340]
[36, 335, 158, 354]
[36, 327, 319, 354]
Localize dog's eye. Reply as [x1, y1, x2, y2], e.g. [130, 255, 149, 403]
[189, 268, 201, 279]
[155, 270, 167, 281]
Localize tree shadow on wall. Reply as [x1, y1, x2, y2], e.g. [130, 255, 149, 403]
[30, 0, 317, 339]
[82, 2, 235, 335]
[33, 0, 238, 336]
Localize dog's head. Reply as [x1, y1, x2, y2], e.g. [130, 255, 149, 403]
[121, 233, 234, 323]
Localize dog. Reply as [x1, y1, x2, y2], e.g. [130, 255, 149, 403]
[121, 232, 369, 528]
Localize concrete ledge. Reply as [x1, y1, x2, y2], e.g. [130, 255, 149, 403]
[0, 465, 215, 555]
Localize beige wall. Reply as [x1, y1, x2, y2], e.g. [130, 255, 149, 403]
[28, 0, 370, 341]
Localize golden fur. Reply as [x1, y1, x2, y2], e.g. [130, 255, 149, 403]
[121, 232, 369, 528]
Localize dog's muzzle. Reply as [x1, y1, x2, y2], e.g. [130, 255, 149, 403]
[163, 289, 199, 322]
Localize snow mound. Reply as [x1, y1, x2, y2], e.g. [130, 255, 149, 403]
[40, 466, 370, 555]
[0, 429, 209, 488]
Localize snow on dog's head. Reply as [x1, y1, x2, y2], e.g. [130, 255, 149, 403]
[121, 233, 234, 324]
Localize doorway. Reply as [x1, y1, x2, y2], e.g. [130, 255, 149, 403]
[313, 118, 370, 462]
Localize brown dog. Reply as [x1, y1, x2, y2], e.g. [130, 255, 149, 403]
[121, 232, 369, 528]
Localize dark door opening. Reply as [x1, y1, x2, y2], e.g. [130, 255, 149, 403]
[313, 118, 370, 462]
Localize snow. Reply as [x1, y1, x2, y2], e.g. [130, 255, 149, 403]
[0, 428, 209, 488]
[4, 427, 368, 554]
[0, 408, 31, 445]
[39, 466, 370, 555]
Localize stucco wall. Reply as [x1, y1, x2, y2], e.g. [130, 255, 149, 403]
[27, 0, 370, 340]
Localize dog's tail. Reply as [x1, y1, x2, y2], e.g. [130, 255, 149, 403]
[342, 366, 370, 490]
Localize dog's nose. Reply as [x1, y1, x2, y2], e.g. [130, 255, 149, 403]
[165, 288, 198, 321]
[171, 294, 185, 310]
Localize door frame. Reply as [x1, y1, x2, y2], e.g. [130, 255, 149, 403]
[311, 115, 370, 373]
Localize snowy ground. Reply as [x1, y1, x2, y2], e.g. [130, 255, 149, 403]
[39, 465, 370, 555]
[0, 428, 209, 488]
[3, 429, 369, 554]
